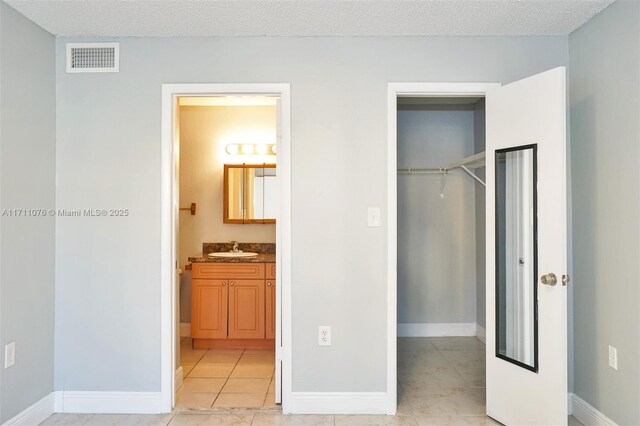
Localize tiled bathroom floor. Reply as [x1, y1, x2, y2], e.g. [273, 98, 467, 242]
[176, 337, 277, 409]
[41, 337, 584, 425]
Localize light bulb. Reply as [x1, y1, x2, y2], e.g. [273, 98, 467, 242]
[225, 144, 239, 155]
[241, 144, 254, 154]
[256, 144, 268, 155]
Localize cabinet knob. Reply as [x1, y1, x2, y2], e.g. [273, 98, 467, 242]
[222, 282, 226, 286]
[267, 282, 272, 286]
[230, 282, 235, 286]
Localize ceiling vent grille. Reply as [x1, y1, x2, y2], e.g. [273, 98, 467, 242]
[66, 43, 119, 73]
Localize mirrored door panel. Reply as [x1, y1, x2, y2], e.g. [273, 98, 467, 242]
[495, 144, 538, 372]
[224, 164, 276, 224]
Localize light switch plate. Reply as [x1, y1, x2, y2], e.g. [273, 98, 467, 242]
[4, 342, 15, 369]
[367, 207, 381, 227]
[608, 345, 618, 370]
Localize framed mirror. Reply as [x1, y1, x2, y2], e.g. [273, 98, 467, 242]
[495, 144, 538, 372]
[223, 163, 277, 224]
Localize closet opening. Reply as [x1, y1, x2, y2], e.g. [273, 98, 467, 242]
[396, 95, 487, 416]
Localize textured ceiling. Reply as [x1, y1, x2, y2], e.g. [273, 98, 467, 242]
[5, 0, 615, 37]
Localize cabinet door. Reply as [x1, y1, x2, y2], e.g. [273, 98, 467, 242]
[191, 279, 228, 339]
[228, 279, 265, 339]
[265, 279, 276, 339]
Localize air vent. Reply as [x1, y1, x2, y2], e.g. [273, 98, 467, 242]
[66, 43, 119, 73]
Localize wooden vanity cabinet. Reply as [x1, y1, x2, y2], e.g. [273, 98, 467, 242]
[191, 279, 228, 339]
[228, 279, 265, 339]
[191, 262, 275, 348]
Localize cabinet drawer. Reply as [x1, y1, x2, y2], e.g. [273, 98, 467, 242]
[266, 263, 276, 279]
[193, 263, 265, 279]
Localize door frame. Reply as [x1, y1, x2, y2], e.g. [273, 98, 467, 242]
[386, 82, 500, 414]
[160, 83, 292, 412]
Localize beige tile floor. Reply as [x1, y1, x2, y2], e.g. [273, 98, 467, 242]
[41, 337, 584, 425]
[176, 337, 277, 410]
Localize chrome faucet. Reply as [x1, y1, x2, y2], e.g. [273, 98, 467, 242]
[230, 241, 239, 253]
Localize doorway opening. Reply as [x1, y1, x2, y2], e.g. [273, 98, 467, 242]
[161, 84, 292, 413]
[386, 83, 499, 416]
[388, 70, 569, 424]
[396, 94, 488, 415]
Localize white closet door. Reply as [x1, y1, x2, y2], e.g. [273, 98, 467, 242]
[486, 67, 568, 425]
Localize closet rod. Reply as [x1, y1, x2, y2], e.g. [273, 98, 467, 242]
[397, 151, 486, 185]
[397, 168, 448, 175]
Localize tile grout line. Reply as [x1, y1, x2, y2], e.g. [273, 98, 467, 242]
[211, 348, 245, 407]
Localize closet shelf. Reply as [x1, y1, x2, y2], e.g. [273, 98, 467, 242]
[398, 151, 486, 187]
[446, 151, 485, 170]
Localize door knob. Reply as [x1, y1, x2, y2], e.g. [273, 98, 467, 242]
[540, 273, 557, 286]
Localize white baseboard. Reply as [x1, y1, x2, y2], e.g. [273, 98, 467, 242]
[180, 323, 191, 337]
[287, 392, 388, 414]
[398, 323, 477, 337]
[570, 393, 617, 425]
[175, 367, 184, 392]
[476, 325, 486, 343]
[1, 393, 56, 426]
[54, 391, 163, 414]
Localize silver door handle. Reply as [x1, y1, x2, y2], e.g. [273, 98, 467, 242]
[540, 273, 557, 286]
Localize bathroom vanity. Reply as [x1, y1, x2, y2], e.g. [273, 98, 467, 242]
[189, 244, 275, 349]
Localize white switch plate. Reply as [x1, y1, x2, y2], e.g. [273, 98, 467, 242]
[4, 342, 15, 369]
[608, 345, 618, 370]
[319, 326, 331, 346]
[367, 207, 381, 227]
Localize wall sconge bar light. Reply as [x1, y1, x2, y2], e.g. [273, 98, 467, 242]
[226, 143, 276, 156]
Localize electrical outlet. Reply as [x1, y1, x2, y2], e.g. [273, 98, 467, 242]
[318, 326, 331, 346]
[367, 207, 381, 227]
[608, 345, 618, 370]
[4, 342, 15, 369]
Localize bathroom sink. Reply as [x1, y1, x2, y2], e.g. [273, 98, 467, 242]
[208, 252, 259, 258]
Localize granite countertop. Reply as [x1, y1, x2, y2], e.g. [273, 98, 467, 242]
[189, 253, 275, 263]
[188, 242, 275, 264]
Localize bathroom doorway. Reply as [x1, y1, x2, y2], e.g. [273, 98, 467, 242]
[160, 84, 292, 413]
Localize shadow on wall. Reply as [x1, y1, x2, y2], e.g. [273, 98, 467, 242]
[570, 96, 600, 394]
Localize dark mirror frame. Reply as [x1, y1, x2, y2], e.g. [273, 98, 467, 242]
[494, 144, 539, 373]
[223, 163, 276, 224]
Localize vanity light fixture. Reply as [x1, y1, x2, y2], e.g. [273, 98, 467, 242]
[225, 143, 276, 156]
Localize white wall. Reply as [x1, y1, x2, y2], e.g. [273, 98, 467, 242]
[0, 2, 56, 422]
[54, 36, 568, 393]
[569, 1, 640, 424]
[397, 106, 477, 325]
